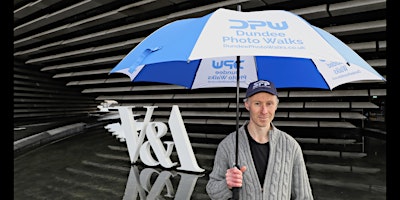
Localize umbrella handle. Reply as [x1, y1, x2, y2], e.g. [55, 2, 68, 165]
[231, 164, 240, 200]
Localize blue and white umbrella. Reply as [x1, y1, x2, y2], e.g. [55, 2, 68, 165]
[109, 8, 385, 198]
[110, 8, 385, 90]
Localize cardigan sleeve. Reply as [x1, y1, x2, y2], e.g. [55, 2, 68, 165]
[291, 143, 314, 200]
[206, 136, 234, 200]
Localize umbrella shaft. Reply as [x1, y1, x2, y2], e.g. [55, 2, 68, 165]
[235, 56, 240, 165]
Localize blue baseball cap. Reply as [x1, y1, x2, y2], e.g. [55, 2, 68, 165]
[245, 80, 278, 98]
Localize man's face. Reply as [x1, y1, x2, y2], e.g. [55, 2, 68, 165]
[245, 92, 278, 128]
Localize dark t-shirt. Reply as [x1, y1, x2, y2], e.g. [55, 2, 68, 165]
[245, 124, 270, 186]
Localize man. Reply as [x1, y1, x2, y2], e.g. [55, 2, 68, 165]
[206, 80, 314, 200]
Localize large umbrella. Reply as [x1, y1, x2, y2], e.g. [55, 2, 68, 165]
[110, 8, 384, 89]
[109, 7, 385, 199]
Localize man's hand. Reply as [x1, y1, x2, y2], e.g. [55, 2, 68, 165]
[226, 166, 247, 189]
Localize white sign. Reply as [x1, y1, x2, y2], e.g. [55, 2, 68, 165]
[105, 105, 205, 173]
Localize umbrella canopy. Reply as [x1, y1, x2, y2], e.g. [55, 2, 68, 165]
[110, 8, 385, 89]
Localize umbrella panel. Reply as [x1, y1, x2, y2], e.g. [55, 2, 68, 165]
[131, 57, 330, 90]
[134, 60, 201, 89]
[256, 56, 329, 89]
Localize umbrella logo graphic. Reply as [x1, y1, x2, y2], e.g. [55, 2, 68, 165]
[193, 56, 257, 88]
[211, 59, 244, 69]
[228, 19, 288, 30]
